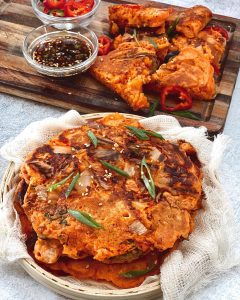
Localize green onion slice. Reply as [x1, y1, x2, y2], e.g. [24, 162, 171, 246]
[120, 263, 156, 279]
[100, 160, 130, 178]
[170, 110, 201, 120]
[141, 157, 156, 199]
[167, 17, 180, 39]
[87, 130, 98, 148]
[47, 172, 74, 192]
[148, 100, 159, 117]
[144, 130, 164, 140]
[133, 28, 140, 46]
[126, 126, 164, 140]
[68, 209, 102, 229]
[65, 172, 80, 199]
[126, 126, 149, 140]
[148, 37, 158, 49]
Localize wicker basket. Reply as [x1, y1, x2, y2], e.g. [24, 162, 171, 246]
[0, 113, 162, 300]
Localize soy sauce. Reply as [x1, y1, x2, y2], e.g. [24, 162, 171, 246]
[32, 36, 92, 68]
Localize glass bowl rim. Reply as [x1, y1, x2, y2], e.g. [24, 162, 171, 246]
[22, 22, 99, 73]
[31, 0, 101, 22]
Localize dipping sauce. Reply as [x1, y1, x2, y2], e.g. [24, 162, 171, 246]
[32, 36, 92, 68]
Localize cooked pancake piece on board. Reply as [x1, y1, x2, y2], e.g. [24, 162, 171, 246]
[148, 47, 215, 100]
[171, 28, 226, 67]
[90, 41, 158, 110]
[175, 5, 212, 38]
[16, 113, 202, 288]
[109, 4, 172, 36]
[112, 33, 170, 63]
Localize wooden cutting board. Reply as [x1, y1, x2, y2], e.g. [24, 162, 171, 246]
[0, 0, 239, 134]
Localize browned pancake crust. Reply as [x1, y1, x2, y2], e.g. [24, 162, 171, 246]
[148, 47, 215, 100]
[18, 113, 202, 270]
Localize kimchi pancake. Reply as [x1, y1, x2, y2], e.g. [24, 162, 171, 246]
[148, 47, 216, 100]
[18, 113, 202, 285]
[90, 41, 158, 111]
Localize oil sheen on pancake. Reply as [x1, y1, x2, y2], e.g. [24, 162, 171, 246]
[15, 113, 202, 288]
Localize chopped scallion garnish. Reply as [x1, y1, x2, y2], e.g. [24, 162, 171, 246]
[47, 172, 74, 192]
[148, 37, 158, 49]
[87, 130, 98, 148]
[100, 160, 130, 178]
[167, 17, 180, 39]
[141, 157, 156, 199]
[126, 126, 149, 140]
[65, 172, 80, 199]
[126, 126, 164, 140]
[133, 29, 140, 46]
[68, 209, 102, 229]
[120, 263, 156, 278]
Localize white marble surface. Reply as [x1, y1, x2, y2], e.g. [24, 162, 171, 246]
[0, 0, 240, 299]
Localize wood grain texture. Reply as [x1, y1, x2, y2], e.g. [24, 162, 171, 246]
[0, 0, 239, 134]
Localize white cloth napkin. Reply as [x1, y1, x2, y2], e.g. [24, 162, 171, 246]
[1, 110, 240, 300]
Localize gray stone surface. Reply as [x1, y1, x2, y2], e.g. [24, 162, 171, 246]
[0, 0, 240, 299]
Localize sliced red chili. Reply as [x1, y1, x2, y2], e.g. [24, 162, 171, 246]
[43, 6, 50, 14]
[211, 63, 221, 76]
[64, 0, 91, 17]
[98, 35, 111, 56]
[205, 25, 229, 40]
[83, 0, 94, 9]
[160, 86, 193, 112]
[44, 0, 65, 9]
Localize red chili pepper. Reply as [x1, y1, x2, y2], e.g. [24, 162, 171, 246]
[160, 86, 193, 112]
[64, 0, 91, 17]
[43, 6, 50, 14]
[98, 35, 111, 56]
[211, 63, 221, 76]
[205, 25, 229, 40]
[44, 0, 65, 9]
[83, 0, 94, 9]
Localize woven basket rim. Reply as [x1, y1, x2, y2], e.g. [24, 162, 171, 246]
[0, 112, 162, 299]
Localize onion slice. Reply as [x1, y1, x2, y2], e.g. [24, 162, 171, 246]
[129, 220, 148, 235]
[149, 147, 161, 161]
[35, 185, 48, 201]
[52, 145, 72, 154]
[75, 169, 92, 194]
[124, 162, 135, 177]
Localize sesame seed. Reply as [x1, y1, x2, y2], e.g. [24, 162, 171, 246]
[47, 200, 51, 204]
[98, 202, 103, 206]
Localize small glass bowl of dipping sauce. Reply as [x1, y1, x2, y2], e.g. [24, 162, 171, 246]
[31, 0, 101, 27]
[22, 22, 98, 77]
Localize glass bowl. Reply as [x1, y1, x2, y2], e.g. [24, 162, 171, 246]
[31, 0, 101, 27]
[22, 22, 99, 77]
